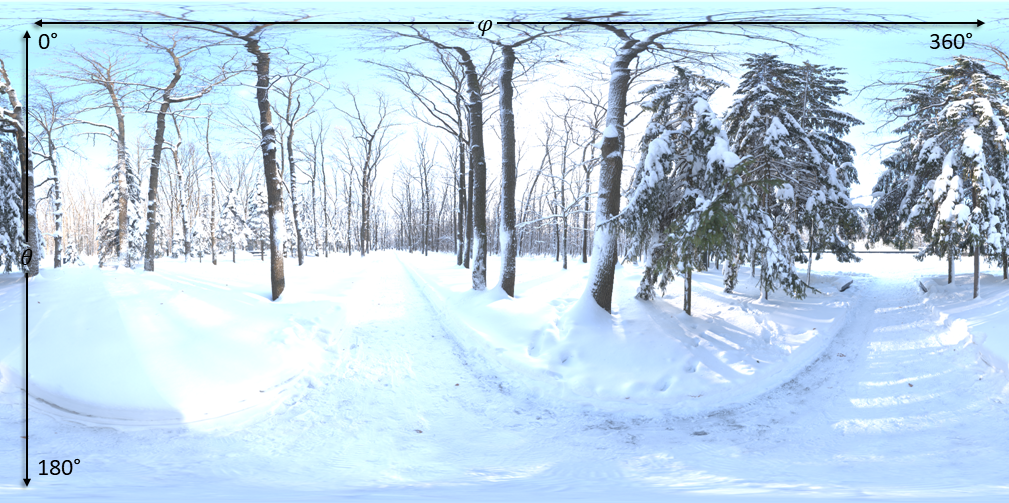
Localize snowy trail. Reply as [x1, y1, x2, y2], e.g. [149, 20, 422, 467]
[629, 275, 1009, 499]
[3, 255, 1007, 501]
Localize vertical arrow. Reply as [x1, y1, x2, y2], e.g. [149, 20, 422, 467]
[22, 29, 30, 489]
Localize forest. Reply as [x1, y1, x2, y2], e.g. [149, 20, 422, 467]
[2, 5, 1009, 502]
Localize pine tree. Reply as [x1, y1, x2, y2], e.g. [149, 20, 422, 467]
[97, 156, 143, 268]
[0, 135, 25, 273]
[792, 62, 865, 283]
[723, 53, 807, 300]
[868, 85, 941, 253]
[219, 187, 248, 263]
[247, 181, 268, 260]
[897, 58, 1009, 296]
[621, 67, 747, 314]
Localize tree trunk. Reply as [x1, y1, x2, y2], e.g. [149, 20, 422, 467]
[1003, 250, 1007, 280]
[288, 128, 305, 265]
[807, 226, 815, 290]
[582, 175, 590, 264]
[973, 244, 980, 299]
[245, 38, 285, 300]
[585, 48, 634, 312]
[684, 266, 692, 316]
[465, 138, 474, 269]
[498, 46, 518, 296]
[206, 118, 218, 266]
[948, 250, 954, 285]
[172, 145, 189, 262]
[113, 95, 129, 267]
[457, 138, 466, 266]
[456, 47, 487, 290]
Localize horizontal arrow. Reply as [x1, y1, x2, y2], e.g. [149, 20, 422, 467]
[36, 19, 472, 26]
[36, 19, 985, 28]
[502, 20, 985, 27]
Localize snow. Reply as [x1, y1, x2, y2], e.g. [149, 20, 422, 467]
[603, 123, 619, 138]
[919, 273, 1009, 374]
[401, 254, 852, 411]
[0, 259, 326, 427]
[0, 252, 1007, 502]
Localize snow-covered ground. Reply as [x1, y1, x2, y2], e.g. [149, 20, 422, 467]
[1, 251, 1007, 502]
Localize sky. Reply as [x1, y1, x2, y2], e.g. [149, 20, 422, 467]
[2, 1, 1008, 209]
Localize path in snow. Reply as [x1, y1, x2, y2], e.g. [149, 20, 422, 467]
[3, 255, 1007, 501]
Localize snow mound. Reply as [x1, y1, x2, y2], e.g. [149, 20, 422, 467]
[0, 260, 328, 428]
[400, 253, 853, 412]
[920, 273, 1009, 374]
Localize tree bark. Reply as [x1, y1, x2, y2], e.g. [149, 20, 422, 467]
[584, 39, 644, 312]
[206, 117, 218, 266]
[455, 47, 487, 290]
[499, 46, 518, 296]
[144, 49, 184, 272]
[245, 37, 285, 300]
[684, 266, 692, 316]
[948, 250, 954, 284]
[457, 139, 466, 266]
[287, 127, 305, 265]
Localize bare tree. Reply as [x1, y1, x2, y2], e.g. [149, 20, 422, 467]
[125, 29, 233, 271]
[273, 57, 326, 265]
[368, 44, 497, 267]
[61, 49, 142, 267]
[335, 88, 396, 257]
[28, 82, 76, 268]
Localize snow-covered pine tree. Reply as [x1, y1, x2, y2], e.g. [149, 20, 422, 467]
[913, 58, 1008, 296]
[723, 53, 806, 300]
[792, 61, 865, 284]
[868, 84, 941, 255]
[621, 67, 746, 314]
[0, 135, 25, 273]
[247, 181, 268, 260]
[97, 156, 143, 268]
[219, 187, 248, 263]
[192, 213, 209, 262]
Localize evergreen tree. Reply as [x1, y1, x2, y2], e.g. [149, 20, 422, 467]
[792, 62, 865, 282]
[723, 53, 807, 300]
[621, 67, 747, 314]
[0, 135, 25, 273]
[247, 181, 269, 260]
[868, 85, 941, 253]
[97, 156, 143, 268]
[878, 57, 1009, 295]
[219, 187, 248, 263]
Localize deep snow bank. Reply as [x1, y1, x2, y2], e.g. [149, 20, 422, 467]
[0, 257, 332, 428]
[400, 253, 854, 412]
[920, 273, 1009, 374]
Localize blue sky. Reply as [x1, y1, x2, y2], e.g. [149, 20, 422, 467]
[2, 1, 1008, 206]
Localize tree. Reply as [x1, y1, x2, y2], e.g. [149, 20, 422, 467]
[1, 57, 39, 276]
[723, 53, 808, 300]
[162, 18, 304, 299]
[28, 83, 74, 269]
[247, 179, 268, 260]
[97, 155, 143, 267]
[390, 27, 496, 289]
[273, 57, 325, 265]
[621, 67, 745, 314]
[0, 134, 24, 273]
[873, 57, 1009, 297]
[335, 88, 396, 257]
[791, 61, 864, 283]
[129, 29, 229, 272]
[486, 23, 566, 296]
